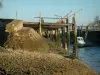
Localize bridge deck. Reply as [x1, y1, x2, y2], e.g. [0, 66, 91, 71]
[77, 26, 100, 31]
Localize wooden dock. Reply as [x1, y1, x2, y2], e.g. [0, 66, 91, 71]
[22, 13, 78, 57]
[1, 17, 100, 58]
[0, 12, 81, 58]
[23, 22, 73, 29]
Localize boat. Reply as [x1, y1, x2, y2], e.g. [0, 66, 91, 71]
[77, 37, 85, 47]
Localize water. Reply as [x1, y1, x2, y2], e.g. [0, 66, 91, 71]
[70, 46, 100, 72]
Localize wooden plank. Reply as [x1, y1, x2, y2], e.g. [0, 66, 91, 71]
[42, 26, 65, 28]
[34, 17, 67, 19]
[23, 22, 73, 29]
[24, 22, 72, 26]
[42, 23, 72, 26]
[24, 22, 39, 25]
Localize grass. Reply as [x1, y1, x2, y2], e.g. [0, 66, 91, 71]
[0, 49, 97, 75]
[1, 26, 97, 75]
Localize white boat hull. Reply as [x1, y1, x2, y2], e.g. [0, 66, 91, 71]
[77, 37, 85, 47]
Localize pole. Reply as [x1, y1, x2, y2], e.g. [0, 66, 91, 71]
[85, 26, 88, 42]
[57, 28, 61, 47]
[61, 27, 66, 49]
[81, 24, 83, 36]
[72, 14, 78, 57]
[47, 30, 49, 39]
[66, 17, 70, 55]
[55, 29, 58, 45]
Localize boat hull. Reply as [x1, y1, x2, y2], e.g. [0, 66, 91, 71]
[78, 43, 85, 47]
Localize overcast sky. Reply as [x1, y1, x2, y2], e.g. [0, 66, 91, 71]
[0, 0, 100, 26]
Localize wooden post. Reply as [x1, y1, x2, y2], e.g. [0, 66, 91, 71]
[66, 17, 70, 52]
[47, 30, 49, 39]
[78, 26, 81, 36]
[85, 26, 88, 42]
[57, 28, 61, 47]
[55, 28, 61, 47]
[50, 30, 53, 41]
[61, 27, 66, 49]
[51, 30, 54, 41]
[81, 24, 83, 36]
[39, 12, 42, 36]
[50, 30, 52, 41]
[72, 14, 78, 57]
[55, 29, 58, 45]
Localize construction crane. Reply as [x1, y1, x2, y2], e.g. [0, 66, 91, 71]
[68, 9, 82, 18]
[64, 10, 72, 18]
[34, 11, 72, 20]
[54, 14, 64, 24]
[34, 9, 82, 24]
[54, 11, 72, 24]
[54, 10, 72, 19]
[54, 14, 62, 18]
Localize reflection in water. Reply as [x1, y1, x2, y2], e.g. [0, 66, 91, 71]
[70, 46, 100, 72]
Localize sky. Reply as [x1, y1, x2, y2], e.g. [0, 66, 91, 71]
[0, 0, 100, 26]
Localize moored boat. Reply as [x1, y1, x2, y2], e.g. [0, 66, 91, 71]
[77, 37, 85, 47]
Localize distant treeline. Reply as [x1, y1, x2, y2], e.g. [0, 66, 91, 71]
[88, 16, 100, 26]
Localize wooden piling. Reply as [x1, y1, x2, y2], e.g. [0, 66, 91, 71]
[72, 14, 78, 57]
[81, 24, 83, 36]
[47, 30, 50, 39]
[50, 30, 52, 41]
[52, 30, 54, 41]
[61, 27, 66, 49]
[55, 29, 57, 43]
[57, 28, 61, 47]
[85, 26, 88, 41]
[67, 29, 70, 51]
[66, 17, 70, 52]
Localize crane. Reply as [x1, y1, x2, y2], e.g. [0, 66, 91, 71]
[68, 9, 82, 18]
[54, 11, 72, 24]
[64, 10, 72, 18]
[34, 9, 82, 24]
[54, 10, 72, 19]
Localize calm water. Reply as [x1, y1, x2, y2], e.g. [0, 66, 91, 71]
[70, 46, 100, 72]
